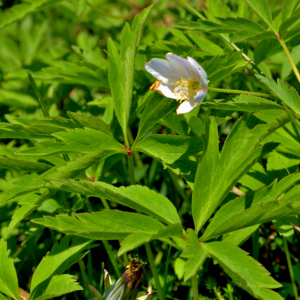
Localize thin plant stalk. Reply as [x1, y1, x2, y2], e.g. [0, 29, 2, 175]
[127, 155, 136, 185]
[145, 242, 164, 300]
[278, 37, 300, 84]
[283, 238, 299, 300]
[102, 240, 121, 278]
[207, 87, 273, 98]
[191, 274, 200, 300]
[252, 228, 259, 261]
[162, 243, 172, 300]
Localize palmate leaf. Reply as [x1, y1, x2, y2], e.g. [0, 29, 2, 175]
[203, 242, 282, 300]
[29, 236, 92, 298]
[202, 173, 300, 241]
[0, 0, 63, 29]
[181, 229, 208, 281]
[41, 180, 180, 225]
[118, 223, 184, 256]
[256, 75, 300, 115]
[0, 239, 18, 300]
[32, 210, 165, 240]
[192, 115, 279, 234]
[30, 275, 82, 300]
[134, 92, 178, 144]
[133, 135, 202, 165]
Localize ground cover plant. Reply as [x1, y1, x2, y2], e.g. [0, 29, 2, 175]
[1, 0, 300, 299]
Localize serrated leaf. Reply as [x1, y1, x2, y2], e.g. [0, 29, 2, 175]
[202, 174, 300, 240]
[180, 229, 208, 281]
[42, 180, 180, 225]
[30, 275, 82, 300]
[134, 134, 202, 164]
[256, 75, 300, 115]
[32, 210, 165, 240]
[245, 0, 274, 30]
[203, 241, 282, 299]
[230, 30, 275, 43]
[0, 0, 63, 29]
[193, 115, 279, 234]
[0, 239, 19, 300]
[30, 236, 92, 294]
[118, 223, 184, 256]
[0, 157, 52, 173]
[135, 92, 178, 143]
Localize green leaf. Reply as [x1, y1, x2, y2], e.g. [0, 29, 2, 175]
[230, 30, 275, 43]
[273, 216, 297, 242]
[135, 92, 178, 143]
[30, 275, 82, 300]
[0, 0, 63, 29]
[77, 0, 87, 16]
[256, 75, 300, 115]
[202, 174, 300, 240]
[180, 229, 208, 281]
[44, 150, 116, 181]
[41, 180, 180, 225]
[202, 95, 283, 112]
[245, 0, 274, 30]
[193, 115, 279, 234]
[118, 223, 184, 256]
[279, 13, 300, 34]
[0, 239, 18, 300]
[282, 0, 298, 22]
[0, 292, 8, 300]
[193, 117, 219, 234]
[67, 112, 113, 137]
[203, 241, 282, 299]
[134, 134, 202, 164]
[0, 157, 52, 173]
[30, 236, 92, 295]
[32, 210, 165, 240]
[0, 89, 38, 108]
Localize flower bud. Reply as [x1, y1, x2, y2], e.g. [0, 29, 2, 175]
[104, 255, 146, 300]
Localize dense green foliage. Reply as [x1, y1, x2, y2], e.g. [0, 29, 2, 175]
[1, 0, 300, 299]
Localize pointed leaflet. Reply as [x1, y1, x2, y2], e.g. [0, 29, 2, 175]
[0, 157, 52, 172]
[181, 229, 208, 281]
[32, 210, 165, 240]
[203, 242, 283, 299]
[193, 115, 279, 234]
[0, 239, 19, 300]
[133, 135, 202, 164]
[134, 92, 178, 144]
[29, 275, 82, 300]
[201, 174, 300, 240]
[118, 224, 184, 256]
[256, 75, 300, 115]
[193, 117, 219, 234]
[282, 0, 298, 22]
[245, 0, 274, 30]
[29, 236, 92, 298]
[42, 180, 180, 225]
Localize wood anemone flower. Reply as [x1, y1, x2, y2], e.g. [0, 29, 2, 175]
[144, 53, 208, 114]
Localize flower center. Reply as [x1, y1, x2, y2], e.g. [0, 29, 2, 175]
[187, 80, 200, 92]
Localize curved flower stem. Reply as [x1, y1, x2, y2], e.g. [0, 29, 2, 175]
[283, 238, 299, 300]
[145, 242, 163, 300]
[278, 37, 300, 84]
[207, 87, 273, 98]
[191, 274, 200, 300]
[174, 0, 264, 75]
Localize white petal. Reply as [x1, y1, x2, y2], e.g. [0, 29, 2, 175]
[176, 98, 197, 114]
[194, 90, 207, 105]
[145, 59, 178, 84]
[157, 83, 180, 99]
[187, 56, 208, 85]
[166, 53, 192, 75]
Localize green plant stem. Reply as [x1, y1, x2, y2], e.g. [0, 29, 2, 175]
[162, 243, 172, 300]
[100, 197, 110, 210]
[252, 228, 259, 261]
[145, 242, 163, 300]
[207, 87, 272, 98]
[278, 37, 300, 84]
[191, 274, 200, 300]
[102, 241, 121, 278]
[283, 238, 299, 300]
[127, 129, 143, 167]
[78, 258, 90, 284]
[173, 0, 264, 75]
[127, 154, 136, 185]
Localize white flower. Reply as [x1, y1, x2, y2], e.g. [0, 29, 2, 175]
[144, 53, 208, 114]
